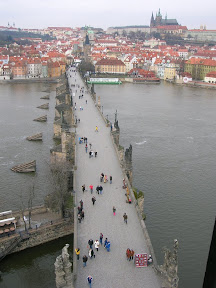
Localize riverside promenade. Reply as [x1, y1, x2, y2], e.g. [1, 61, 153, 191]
[68, 69, 162, 288]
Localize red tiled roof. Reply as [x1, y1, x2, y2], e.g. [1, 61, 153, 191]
[186, 58, 216, 66]
[95, 58, 125, 66]
[206, 71, 216, 77]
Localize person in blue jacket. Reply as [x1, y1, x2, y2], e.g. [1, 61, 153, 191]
[105, 241, 111, 252]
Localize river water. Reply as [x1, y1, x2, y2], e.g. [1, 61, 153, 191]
[0, 82, 56, 211]
[95, 81, 216, 288]
[0, 81, 215, 287]
[0, 82, 73, 288]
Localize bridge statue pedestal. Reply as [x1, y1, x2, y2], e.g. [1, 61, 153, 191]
[54, 244, 73, 288]
[157, 239, 179, 288]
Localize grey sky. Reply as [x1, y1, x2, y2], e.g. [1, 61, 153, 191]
[1, 0, 216, 30]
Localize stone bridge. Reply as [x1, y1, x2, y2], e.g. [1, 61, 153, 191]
[67, 69, 163, 288]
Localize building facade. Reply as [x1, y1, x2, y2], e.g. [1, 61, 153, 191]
[95, 58, 126, 74]
[185, 58, 216, 80]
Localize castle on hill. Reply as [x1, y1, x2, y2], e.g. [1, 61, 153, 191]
[150, 9, 179, 27]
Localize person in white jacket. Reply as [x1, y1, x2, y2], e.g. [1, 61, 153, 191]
[94, 240, 100, 251]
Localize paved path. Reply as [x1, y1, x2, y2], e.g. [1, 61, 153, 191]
[67, 69, 162, 288]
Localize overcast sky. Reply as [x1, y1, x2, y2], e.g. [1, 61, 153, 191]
[1, 0, 216, 30]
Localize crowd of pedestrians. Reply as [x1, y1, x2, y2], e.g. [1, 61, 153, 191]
[68, 66, 153, 288]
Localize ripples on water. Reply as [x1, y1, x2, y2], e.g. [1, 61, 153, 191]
[0, 82, 74, 288]
[0, 83, 56, 211]
[96, 82, 216, 288]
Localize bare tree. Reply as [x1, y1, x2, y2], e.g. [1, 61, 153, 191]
[45, 160, 72, 218]
[28, 182, 35, 229]
[19, 181, 35, 231]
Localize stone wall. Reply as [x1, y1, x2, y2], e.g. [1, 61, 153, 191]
[0, 219, 74, 256]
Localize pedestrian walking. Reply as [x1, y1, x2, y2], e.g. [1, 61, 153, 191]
[126, 248, 131, 261]
[89, 143, 92, 149]
[88, 239, 93, 249]
[80, 199, 83, 209]
[92, 196, 96, 205]
[110, 175, 112, 184]
[123, 213, 128, 224]
[89, 248, 95, 259]
[89, 185, 93, 194]
[105, 241, 111, 252]
[86, 100, 87, 104]
[87, 275, 93, 288]
[85, 144, 88, 153]
[78, 213, 82, 223]
[104, 175, 107, 183]
[99, 233, 103, 245]
[95, 151, 97, 157]
[104, 237, 108, 248]
[96, 185, 100, 194]
[95, 126, 98, 132]
[82, 184, 85, 193]
[113, 206, 116, 216]
[78, 206, 82, 214]
[111, 123, 113, 131]
[100, 173, 104, 182]
[94, 240, 100, 251]
[75, 248, 80, 260]
[147, 255, 153, 266]
[130, 249, 134, 261]
[81, 210, 84, 219]
[83, 255, 88, 267]
[99, 186, 103, 195]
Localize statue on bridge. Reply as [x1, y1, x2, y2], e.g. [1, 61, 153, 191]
[157, 239, 179, 288]
[114, 110, 119, 130]
[125, 144, 132, 163]
[54, 244, 73, 288]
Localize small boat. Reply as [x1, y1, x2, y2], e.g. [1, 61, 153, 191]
[87, 78, 122, 84]
[26, 133, 42, 141]
[11, 160, 36, 173]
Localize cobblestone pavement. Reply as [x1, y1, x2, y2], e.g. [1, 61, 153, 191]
[68, 70, 162, 288]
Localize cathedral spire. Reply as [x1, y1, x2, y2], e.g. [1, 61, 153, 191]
[150, 12, 155, 27]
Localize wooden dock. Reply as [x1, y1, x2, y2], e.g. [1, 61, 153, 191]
[33, 115, 47, 122]
[26, 133, 42, 141]
[40, 95, 50, 100]
[37, 103, 49, 109]
[11, 160, 36, 173]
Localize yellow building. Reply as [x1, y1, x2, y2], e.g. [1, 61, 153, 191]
[164, 63, 178, 80]
[59, 61, 66, 74]
[185, 58, 216, 80]
[48, 61, 61, 78]
[95, 58, 126, 74]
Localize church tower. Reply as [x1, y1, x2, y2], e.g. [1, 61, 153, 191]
[155, 8, 162, 26]
[150, 12, 155, 27]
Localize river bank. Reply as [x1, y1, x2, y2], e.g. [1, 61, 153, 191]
[0, 76, 64, 84]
